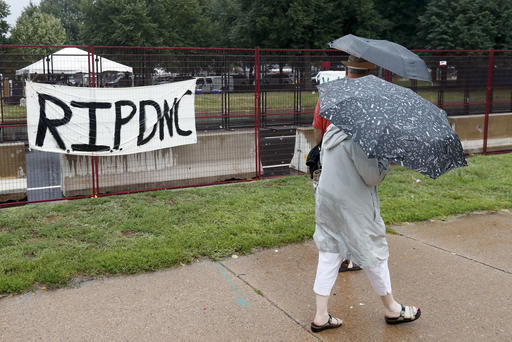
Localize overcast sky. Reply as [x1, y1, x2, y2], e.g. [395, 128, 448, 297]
[5, 0, 41, 27]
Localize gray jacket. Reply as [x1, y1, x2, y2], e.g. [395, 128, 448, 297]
[314, 125, 391, 268]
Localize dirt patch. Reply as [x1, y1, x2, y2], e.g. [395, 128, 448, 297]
[43, 215, 61, 223]
[23, 252, 37, 259]
[26, 238, 45, 243]
[121, 231, 137, 238]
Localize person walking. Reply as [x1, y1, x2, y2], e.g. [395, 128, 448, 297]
[312, 93, 361, 273]
[310, 55, 421, 333]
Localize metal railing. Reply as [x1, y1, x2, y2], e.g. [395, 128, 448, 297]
[1, 45, 511, 206]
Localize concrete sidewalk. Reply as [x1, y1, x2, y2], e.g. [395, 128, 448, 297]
[1, 210, 511, 341]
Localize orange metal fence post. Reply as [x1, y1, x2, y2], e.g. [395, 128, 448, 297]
[254, 47, 261, 179]
[483, 48, 494, 155]
[385, 70, 392, 82]
[88, 44, 97, 197]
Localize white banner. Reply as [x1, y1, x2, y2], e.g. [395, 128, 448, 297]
[26, 80, 197, 156]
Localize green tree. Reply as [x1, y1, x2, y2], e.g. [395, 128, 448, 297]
[81, 0, 213, 47]
[148, 0, 213, 47]
[204, 0, 241, 47]
[0, 0, 9, 44]
[229, 0, 387, 90]
[494, 2, 512, 49]
[416, 0, 456, 49]
[81, 0, 159, 46]
[374, 0, 427, 49]
[17, 2, 39, 19]
[39, 0, 91, 44]
[10, 7, 67, 46]
[417, 0, 512, 50]
[452, 1, 496, 50]
[231, 0, 386, 49]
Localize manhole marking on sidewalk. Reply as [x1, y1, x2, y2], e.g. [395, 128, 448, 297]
[218, 261, 323, 341]
[215, 262, 249, 307]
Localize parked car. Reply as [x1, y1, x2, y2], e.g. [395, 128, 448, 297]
[105, 72, 133, 87]
[260, 73, 294, 89]
[232, 74, 252, 91]
[312, 70, 346, 85]
[195, 76, 234, 93]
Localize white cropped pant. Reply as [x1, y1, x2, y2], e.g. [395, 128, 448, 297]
[313, 251, 392, 297]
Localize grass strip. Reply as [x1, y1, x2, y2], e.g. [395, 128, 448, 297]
[0, 153, 511, 293]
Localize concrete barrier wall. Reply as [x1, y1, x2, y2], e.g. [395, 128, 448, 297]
[1, 113, 511, 201]
[289, 128, 315, 173]
[2, 80, 9, 97]
[448, 113, 512, 153]
[0, 142, 26, 178]
[290, 113, 512, 172]
[0, 142, 27, 201]
[62, 129, 261, 197]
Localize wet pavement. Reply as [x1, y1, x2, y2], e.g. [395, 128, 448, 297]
[0, 210, 511, 341]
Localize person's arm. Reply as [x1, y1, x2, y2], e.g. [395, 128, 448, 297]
[350, 141, 390, 186]
[314, 127, 323, 145]
[312, 99, 324, 145]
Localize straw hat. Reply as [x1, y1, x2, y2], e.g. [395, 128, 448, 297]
[342, 55, 375, 70]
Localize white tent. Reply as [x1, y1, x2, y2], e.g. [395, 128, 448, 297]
[16, 47, 133, 75]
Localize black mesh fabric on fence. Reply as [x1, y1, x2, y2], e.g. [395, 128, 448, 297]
[1, 45, 511, 206]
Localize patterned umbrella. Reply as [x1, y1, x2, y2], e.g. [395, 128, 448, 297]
[318, 75, 467, 179]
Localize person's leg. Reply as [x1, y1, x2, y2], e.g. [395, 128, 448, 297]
[364, 260, 420, 322]
[313, 251, 344, 326]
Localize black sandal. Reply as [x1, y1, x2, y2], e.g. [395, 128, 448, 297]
[385, 304, 421, 325]
[311, 314, 343, 333]
[339, 259, 362, 272]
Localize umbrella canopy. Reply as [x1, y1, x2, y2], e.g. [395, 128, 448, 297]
[318, 75, 467, 179]
[330, 34, 431, 83]
[16, 47, 133, 75]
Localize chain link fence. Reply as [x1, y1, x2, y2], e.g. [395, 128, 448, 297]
[1, 45, 511, 206]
